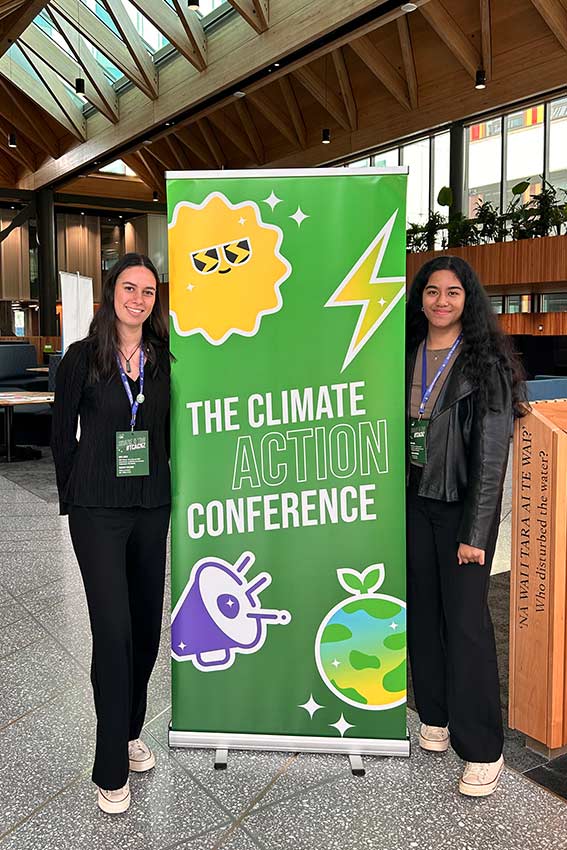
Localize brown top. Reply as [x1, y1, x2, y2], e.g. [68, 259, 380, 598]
[410, 341, 461, 420]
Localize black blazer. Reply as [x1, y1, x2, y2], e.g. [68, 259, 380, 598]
[406, 346, 513, 550]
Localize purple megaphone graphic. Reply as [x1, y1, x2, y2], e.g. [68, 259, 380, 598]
[171, 550, 291, 671]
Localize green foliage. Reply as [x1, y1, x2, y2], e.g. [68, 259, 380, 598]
[406, 176, 567, 252]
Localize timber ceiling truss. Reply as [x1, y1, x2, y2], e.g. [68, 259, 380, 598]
[0, 0, 567, 197]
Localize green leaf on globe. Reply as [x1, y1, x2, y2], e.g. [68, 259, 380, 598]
[383, 659, 406, 693]
[362, 568, 382, 592]
[384, 632, 406, 651]
[350, 650, 381, 670]
[344, 598, 402, 619]
[321, 623, 353, 643]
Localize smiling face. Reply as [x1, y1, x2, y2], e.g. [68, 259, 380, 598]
[113, 265, 157, 335]
[422, 270, 465, 334]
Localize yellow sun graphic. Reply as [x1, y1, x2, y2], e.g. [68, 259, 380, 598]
[168, 192, 292, 344]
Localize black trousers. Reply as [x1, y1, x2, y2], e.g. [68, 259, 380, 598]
[407, 470, 503, 763]
[68, 504, 170, 790]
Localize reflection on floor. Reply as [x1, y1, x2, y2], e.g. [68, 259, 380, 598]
[1, 452, 566, 850]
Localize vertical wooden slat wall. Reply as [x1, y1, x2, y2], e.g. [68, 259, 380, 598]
[56, 214, 102, 300]
[0, 212, 30, 300]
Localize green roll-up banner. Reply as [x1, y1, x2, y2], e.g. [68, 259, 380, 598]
[167, 168, 409, 756]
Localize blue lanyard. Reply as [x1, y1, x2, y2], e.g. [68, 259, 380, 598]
[419, 334, 462, 419]
[116, 346, 145, 431]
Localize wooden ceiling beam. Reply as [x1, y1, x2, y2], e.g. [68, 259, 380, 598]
[0, 78, 59, 159]
[420, 0, 481, 79]
[50, 0, 157, 99]
[0, 0, 48, 57]
[122, 152, 155, 189]
[144, 141, 175, 172]
[165, 135, 192, 170]
[235, 99, 265, 163]
[171, 0, 208, 71]
[137, 149, 166, 189]
[20, 21, 118, 124]
[480, 0, 492, 81]
[278, 76, 306, 148]
[247, 89, 298, 146]
[129, 0, 207, 71]
[17, 44, 86, 140]
[197, 118, 226, 169]
[293, 65, 351, 130]
[208, 110, 257, 162]
[350, 36, 411, 111]
[529, 0, 567, 53]
[0, 152, 18, 185]
[104, 0, 158, 100]
[332, 48, 357, 130]
[174, 125, 215, 167]
[0, 51, 84, 139]
[227, 0, 269, 34]
[0, 116, 37, 171]
[48, 8, 120, 123]
[396, 14, 418, 110]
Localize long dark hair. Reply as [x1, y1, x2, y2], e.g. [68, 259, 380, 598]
[86, 253, 168, 382]
[407, 256, 526, 416]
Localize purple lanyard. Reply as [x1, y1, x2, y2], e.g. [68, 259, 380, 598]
[419, 334, 462, 419]
[116, 346, 145, 431]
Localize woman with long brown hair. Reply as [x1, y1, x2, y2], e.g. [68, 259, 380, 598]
[52, 253, 170, 814]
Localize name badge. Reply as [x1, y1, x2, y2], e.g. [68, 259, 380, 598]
[116, 430, 149, 477]
[409, 418, 428, 466]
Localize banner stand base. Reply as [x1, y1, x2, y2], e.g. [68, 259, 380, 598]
[168, 727, 410, 758]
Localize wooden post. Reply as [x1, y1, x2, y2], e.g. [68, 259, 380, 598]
[509, 400, 567, 754]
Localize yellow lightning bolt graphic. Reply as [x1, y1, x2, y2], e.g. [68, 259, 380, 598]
[325, 210, 405, 372]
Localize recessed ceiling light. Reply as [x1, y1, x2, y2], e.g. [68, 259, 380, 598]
[8, 132, 17, 148]
[322, 128, 331, 144]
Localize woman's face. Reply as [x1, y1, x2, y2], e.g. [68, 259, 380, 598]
[114, 265, 157, 333]
[421, 270, 465, 333]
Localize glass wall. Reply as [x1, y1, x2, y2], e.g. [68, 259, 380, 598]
[343, 132, 450, 226]
[549, 96, 567, 192]
[465, 98, 567, 213]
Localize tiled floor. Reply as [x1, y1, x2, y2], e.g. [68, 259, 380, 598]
[1, 452, 567, 849]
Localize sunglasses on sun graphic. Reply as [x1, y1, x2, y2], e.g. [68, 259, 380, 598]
[190, 238, 252, 275]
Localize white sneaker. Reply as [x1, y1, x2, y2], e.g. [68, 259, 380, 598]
[97, 781, 130, 814]
[459, 755, 504, 797]
[128, 738, 156, 773]
[419, 723, 449, 752]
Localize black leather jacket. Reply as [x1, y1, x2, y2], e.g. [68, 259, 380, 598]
[407, 347, 513, 550]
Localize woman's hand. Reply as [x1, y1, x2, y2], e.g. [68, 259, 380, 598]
[457, 543, 485, 565]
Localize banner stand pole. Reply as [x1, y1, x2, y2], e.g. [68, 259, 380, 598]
[348, 755, 365, 777]
[214, 749, 228, 770]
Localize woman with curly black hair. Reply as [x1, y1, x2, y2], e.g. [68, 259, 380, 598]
[406, 255, 525, 797]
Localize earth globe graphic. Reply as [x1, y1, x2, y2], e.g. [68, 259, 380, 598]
[315, 564, 406, 711]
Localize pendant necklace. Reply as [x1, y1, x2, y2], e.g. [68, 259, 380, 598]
[118, 341, 142, 374]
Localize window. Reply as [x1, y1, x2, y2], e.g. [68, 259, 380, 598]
[345, 157, 371, 168]
[374, 149, 398, 168]
[549, 96, 567, 192]
[402, 138, 430, 226]
[541, 293, 567, 312]
[466, 118, 502, 216]
[489, 296, 503, 314]
[100, 160, 136, 176]
[505, 106, 544, 204]
[432, 132, 450, 213]
[504, 294, 532, 314]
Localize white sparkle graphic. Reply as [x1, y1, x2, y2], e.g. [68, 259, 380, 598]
[238, 217, 246, 225]
[331, 658, 341, 668]
[298, 694, 324, 719]
[263, 191, 282, 211]
[225, 599, 234, 608]
[289, 205, 309, 227]
[178, 642, 186, 650]
[390, 622, 398, 630]
[329, 714, 355, 737]
[187, 284, 194, 292]
[378, 297, 387, 306]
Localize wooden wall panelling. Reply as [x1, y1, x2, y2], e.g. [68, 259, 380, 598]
[124, 215, 148, 256]
[56, 213, 102, 299]
[0, 211, 29, 299]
